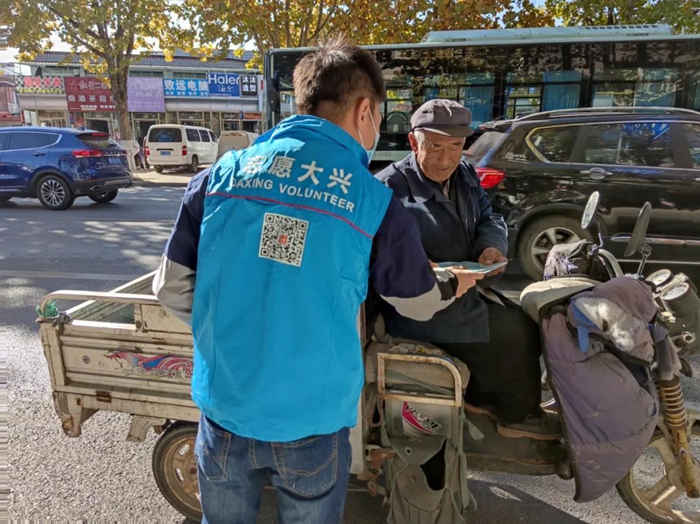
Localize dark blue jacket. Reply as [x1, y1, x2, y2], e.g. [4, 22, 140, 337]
[376, 154, 508, 343]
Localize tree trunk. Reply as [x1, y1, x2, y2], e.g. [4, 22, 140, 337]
[606, 7, 616, 25]
[110, 68, 131, 141]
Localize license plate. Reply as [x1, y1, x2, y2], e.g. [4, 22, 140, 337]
[107, 157, 123, 165]
[160, 151, 171, 156]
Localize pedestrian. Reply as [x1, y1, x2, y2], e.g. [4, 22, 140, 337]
[134, 136, 145, 170]
[153, 35, 481, 524]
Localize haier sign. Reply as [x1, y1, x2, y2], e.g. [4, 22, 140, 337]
[207, 73, 241, 97]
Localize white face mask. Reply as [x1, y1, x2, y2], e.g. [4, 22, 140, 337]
[357, 109, 380, 163]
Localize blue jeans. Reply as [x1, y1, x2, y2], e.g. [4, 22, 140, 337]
[195, 414, 351, 524]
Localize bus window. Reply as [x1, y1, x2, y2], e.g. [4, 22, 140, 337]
[635, 69, 680, 106]
[460, 86, 494, 128]
[592, 62, 681, 107]
[542, 71, 582, 111]
[593, 83, 635, 107]
[280, 91, 296, 121]
[460, 73, 496, 129]
[506, 86, 542, 118]
[422, 73, 496, 129]
[687, 73, 700, 111]
[423, 74, 461, 101]
[384, 88, 412, 133]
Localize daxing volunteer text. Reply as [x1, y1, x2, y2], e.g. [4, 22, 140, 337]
[229, 155, 357, 213]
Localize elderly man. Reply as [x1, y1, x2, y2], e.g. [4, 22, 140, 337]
[376, 99, 556, 438]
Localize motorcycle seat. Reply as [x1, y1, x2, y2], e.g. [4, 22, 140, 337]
[520, 277, 599, 323]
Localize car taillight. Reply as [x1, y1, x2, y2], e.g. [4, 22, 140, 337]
[475, 167, 505, 189]
[182, 145, 187, 156]
[72, 150, 104, 158]
[144, 146, 150, 157]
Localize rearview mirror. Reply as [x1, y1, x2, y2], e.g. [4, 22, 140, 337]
[624, 202, 652, 258]
[581, 191, 600, 230]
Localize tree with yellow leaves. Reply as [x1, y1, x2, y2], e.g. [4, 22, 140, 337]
[545, 0, 700, 33]
[0, 0, 175, 140]
[177, 0, 552, 65]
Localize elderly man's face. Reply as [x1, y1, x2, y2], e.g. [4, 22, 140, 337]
[409, 131, 466, 183]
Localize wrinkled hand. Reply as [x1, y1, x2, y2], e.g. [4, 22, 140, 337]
[446, 268, 484, 298]
[478, 248, 508, 276]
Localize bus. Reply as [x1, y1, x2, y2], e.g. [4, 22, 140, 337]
[264, 24, 700, 167]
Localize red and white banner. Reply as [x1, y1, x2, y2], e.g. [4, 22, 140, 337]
[65, 77, 115, 112]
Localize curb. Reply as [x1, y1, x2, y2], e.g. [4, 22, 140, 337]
[132, 172, 192, 188]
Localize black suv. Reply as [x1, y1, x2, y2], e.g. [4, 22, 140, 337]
[474, 107, 700, 281]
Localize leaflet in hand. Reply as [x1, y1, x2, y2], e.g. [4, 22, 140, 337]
[436, 260, 508, 274]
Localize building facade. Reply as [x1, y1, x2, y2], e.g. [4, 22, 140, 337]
[14, 50, 263, 142]
[0, 64, 21, 127]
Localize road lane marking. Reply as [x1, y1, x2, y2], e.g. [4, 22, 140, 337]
[0, 270, 142, 281]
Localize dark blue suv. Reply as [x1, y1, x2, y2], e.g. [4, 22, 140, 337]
[0, 127, 133, 210]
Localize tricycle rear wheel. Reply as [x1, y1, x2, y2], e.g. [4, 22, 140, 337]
[152, 422, 202, 522]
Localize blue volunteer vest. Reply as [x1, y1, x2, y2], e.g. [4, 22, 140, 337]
[191, 115, 392, 442]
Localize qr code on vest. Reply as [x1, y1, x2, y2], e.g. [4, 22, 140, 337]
[259, 213, 308, 267]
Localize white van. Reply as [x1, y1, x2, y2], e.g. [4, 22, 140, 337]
[146, 125, 219, 173]
[217, 130, 260, 159]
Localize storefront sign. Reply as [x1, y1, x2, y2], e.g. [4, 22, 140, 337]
[163, 78, 209, 97]
[207, 73, 241, 97]
[240, 75, 258, 96]
[243, 112, 262, 120]
[127, 77, 165, 113]
[17, 76, 65, 94]
[65, 77, 115, 112]
[179, 112, 204, 120]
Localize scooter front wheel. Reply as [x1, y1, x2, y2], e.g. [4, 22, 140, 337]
[616, 429, 700, 523]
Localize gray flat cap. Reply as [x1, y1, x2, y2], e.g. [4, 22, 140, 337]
[411, 99, 474, 137]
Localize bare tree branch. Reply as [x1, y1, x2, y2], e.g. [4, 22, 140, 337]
[309, 0, 338, 41]
[284, 0, 292, 47]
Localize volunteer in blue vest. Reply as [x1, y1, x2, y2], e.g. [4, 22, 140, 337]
[376, 100, 560, 440]
[153, 37, 483, 524]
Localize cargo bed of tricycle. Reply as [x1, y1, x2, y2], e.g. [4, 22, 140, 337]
[38, 272, 466, 521]
[38, 272, 199, 440]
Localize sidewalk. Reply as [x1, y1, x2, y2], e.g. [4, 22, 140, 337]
[132, 168, 194, 187]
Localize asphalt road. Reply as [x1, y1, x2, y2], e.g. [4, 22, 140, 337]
[2, 187, 696, 523]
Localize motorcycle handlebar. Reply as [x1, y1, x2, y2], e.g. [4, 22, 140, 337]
[597, 249, 625, 279]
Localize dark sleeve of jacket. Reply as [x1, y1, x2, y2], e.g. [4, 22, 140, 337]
[465, 161, 508, 258]
[152, 168, 210, 325]
[369, 197, 460, 321]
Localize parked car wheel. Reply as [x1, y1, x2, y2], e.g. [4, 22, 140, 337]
[517, 215, 592, 281]
[154, 166, 164, 173]
[88, 190, 118, 204]
[36, 175, 75, 211]
[152, 422, 202, 521]
[190, 156, 199, 173]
